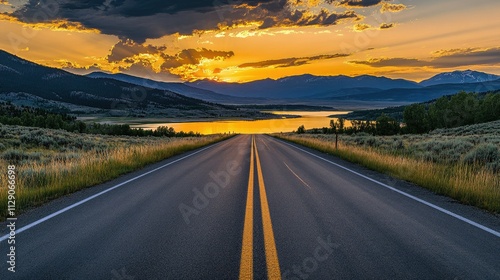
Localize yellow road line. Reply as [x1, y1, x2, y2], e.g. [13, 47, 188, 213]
[283, 162, 311, 189]
[254, 138, 282, 280]
[239, 136, 255, 280]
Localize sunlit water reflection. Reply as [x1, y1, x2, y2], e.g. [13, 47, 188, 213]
[131, 111, 350, 135]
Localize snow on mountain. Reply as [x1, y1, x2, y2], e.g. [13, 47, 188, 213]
[420, 70, 500, 86]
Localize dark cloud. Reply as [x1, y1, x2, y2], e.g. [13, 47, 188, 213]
[431, 47, 500, 68]
[238, 53, 350, 68]
[350, 58, 427, 67]
[107, 39, 167, 62]
[349, 48, 500, 68]
[102, 38, 235, 80]
[115, 58, 181, 81]
[11, 0, 360, 42]
[379, 23, 394, 29]
[120, 59, 154, 74]
[334, 0, 385, 7]
[109, 57, 180, 81]
[254, 9, 358, 29]
[161, 48, 235, 69]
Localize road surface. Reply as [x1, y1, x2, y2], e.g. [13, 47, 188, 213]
[1, 135, 499, 279]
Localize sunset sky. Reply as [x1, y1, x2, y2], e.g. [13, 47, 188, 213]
[1, 0, 499, 83]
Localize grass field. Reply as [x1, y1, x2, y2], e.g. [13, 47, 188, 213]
[274, 120, 500, 213]
[0, 125, 232, 220]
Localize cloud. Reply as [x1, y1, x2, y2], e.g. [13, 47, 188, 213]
[353, 23, 371, 31]
[99, 38, 235, 80]
[161, 48, 235, 70]
[156, 48, 235, 81]
[238, 53, 350, 68]
[10, 0, 361, 42]
[349, 48, 500, 68]
[334, 0, 384, 7]
[107, 39, 167, 63]
[432, 48, 478, 57]
[60, 61, 104, 75]
[259, 9, 359, 29]
[379, 23, 394, 29]
[380, 3, 406, 13]
[350, 57, 428, 67]
[0, 14, 99, 33]
[431, 47, 500, 68]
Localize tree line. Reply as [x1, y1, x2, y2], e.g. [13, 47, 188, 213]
[297, 113, 400, 136]
[403, 91, 500, 134]
[297, 91, 499, 136]
[0, 102, 200, 137]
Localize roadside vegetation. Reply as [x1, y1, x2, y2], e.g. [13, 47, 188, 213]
[277, 120, 500, 213]
[0, 124, 232, 219]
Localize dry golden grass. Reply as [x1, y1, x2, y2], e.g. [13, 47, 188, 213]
[0, 134, 231, 219]
[276, 134, 500, 213]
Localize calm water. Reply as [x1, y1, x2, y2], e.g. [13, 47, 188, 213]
[132, 111, 350, 135]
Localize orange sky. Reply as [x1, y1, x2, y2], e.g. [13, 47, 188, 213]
[1, 0, 499, 83]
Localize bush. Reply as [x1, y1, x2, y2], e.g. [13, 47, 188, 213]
[1, 149, 29, 162]
[297, 125, 306, 134]
[463, 144, 499, 165]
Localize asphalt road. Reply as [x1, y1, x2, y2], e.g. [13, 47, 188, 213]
[1, 135, 499, 279]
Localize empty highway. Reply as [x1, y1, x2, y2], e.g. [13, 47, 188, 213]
[1, 135, 499, 279]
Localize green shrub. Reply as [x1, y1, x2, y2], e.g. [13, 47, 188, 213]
[463, 144, 499, 165]
[1, 149, 29, 162]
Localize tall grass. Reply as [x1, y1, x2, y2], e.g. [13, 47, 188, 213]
[0, 128, 231, 219]
[275, 134, 500, 213]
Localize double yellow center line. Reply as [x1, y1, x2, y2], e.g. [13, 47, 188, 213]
[239, 136, 281, 280]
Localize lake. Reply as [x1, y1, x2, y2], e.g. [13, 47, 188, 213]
[131, 111, 350, 135]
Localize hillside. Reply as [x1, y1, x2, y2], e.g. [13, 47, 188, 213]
[0, 50, 244, 118]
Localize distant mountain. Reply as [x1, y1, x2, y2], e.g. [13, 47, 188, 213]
[5, 49, 499, 113]
[307, 87, 384, 99]
[86, 72, 266, 104]
[187, 74, 421, 99]
[329, 79, 500, 102]
[0, 50, 233, 117]
[420, 70, 500, 87]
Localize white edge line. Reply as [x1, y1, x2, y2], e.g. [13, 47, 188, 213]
[0, 143, 219, 242]
[273, 137, 500, 238]
[283, 161, 311, 189]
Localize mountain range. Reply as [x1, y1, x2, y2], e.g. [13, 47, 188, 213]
[184, 71, 500, 102]
[186, 74, 421, 99]
[86, 72, 266, 104]
[1, 49, 500, 113]
[87, 70, 500, 105]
